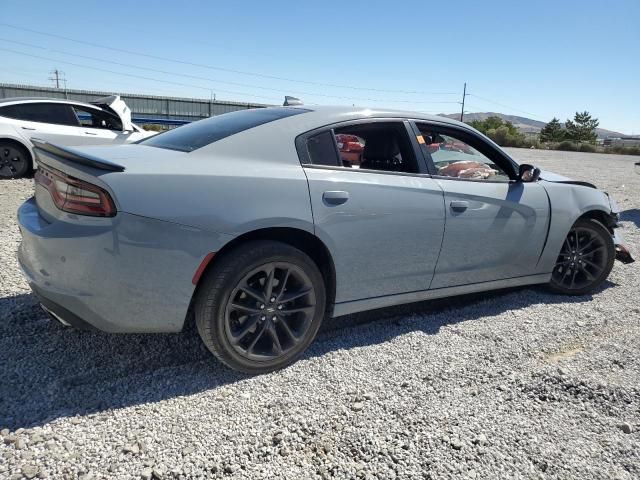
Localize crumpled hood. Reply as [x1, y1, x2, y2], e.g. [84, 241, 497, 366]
[539, 169, 573, 182]
[539, 169, 597, 189]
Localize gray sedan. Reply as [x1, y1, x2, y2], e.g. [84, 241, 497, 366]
[17, 106, 634, 373]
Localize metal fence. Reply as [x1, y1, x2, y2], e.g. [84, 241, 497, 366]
[0, 83, 270, 123]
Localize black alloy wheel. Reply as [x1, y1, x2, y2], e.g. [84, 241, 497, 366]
[195, 240, 326, 374]
[224, 262, 316, 361]
[0, 142, 31, 179]
[549, 218, 615, 295]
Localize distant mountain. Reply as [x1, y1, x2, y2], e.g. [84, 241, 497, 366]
[438, 112, 624, 139]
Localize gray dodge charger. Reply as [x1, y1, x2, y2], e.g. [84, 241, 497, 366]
[17, 106, 634, 373]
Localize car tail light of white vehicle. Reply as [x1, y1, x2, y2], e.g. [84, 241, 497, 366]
[34, 165, 116, 217]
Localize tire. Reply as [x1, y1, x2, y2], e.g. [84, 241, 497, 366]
[195, 240, 326, 374]
[548, 218, 615, 295]
[0, 141, 31, 179]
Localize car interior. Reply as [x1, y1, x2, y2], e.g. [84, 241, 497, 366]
[416, 125, 509, 181]
[333, 123, 418, 173]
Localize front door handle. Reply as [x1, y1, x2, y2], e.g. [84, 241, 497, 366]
[84, 131, 98, 136]
[323, 190, 349, 206]
[450, 200, 469, 211]
[21, 126, 36, 131]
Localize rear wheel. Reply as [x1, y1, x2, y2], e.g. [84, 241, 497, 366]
[0, 141, 31, 179]
[548, 218, 615, 295]
[195, 240, 326, 374]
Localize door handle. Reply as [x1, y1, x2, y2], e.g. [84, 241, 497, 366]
[450, 200, 469, 211]
[322, 190, 349, 206]
[21, 126, 36, 131]
[84, 131, 98, 135]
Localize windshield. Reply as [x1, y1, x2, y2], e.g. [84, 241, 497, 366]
[140, 107, 309, 152]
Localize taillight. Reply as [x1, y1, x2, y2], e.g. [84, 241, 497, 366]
[35, 165, 116, 217]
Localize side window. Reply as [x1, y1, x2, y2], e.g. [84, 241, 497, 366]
[417, 125, 510, 181]
[334, 123, 418, 173]
[307, 130, 340, 166]
[0, 103, 78, 126]
[305, 123, 418, 174]
[72, 106, 123, 131]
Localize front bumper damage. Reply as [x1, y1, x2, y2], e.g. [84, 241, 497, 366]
[613, 228, 635, 264]
[606, 195, 634, 264]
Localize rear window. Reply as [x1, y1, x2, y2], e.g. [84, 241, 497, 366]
[140, 107, 309, 152]
[0, 102, 78, 126]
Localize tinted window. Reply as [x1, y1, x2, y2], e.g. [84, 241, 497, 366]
[307, 131, 339, 166]
[0, 103, 78, 126]
[141, 107, 309, 152]
[73, 106, 123, 131]
[333, 123, 418, 173]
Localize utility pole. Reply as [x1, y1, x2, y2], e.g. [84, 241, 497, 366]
[48, 69, 65, 89]
[460, 82, 467, 122]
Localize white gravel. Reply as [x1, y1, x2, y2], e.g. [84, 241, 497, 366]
[1, 149, 639, 479]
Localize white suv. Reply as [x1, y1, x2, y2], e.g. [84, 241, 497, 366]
[0, 95, 155, 178]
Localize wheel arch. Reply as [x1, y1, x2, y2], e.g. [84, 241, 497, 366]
[577, 208, 617, 233]
[188, 227, 337, 322]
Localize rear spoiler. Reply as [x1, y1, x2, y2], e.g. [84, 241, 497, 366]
[32, 139, 125, 172]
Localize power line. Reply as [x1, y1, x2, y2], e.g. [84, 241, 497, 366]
[467, 93, 544, 119]
[0, 38, 460, 105]
[0, 23, 459, 96]
[0, 47, 282, 102]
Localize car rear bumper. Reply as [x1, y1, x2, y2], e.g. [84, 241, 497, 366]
[17, 197, 232, 333]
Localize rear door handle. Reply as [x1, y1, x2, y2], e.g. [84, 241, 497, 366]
[323, 190, 349, 206]
[21, 127, 36, 131]
[450, 200, 469, 211]
[84, 131, 98, 135]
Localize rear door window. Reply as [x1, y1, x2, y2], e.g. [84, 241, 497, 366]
[0, 103, 79, 126]
[141, 107, 309, 152]
[302, 121, 420, 174]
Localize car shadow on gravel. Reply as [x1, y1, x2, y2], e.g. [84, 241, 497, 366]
[621, 208, 640, 227]
[0, 281, 615, 430]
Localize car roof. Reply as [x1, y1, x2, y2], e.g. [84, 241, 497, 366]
[0, 96, 102, 110]
[277, 105, 469, 130]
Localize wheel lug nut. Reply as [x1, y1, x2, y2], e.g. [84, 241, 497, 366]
[272, 316, 277, 321]
[260, 315, 266, 321]
[277, 305, 283, 310]
[270, 297, 276, 303]
[260, 304, 265, 309]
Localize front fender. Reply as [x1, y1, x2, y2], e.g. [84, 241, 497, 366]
[536, 181, 613, 273]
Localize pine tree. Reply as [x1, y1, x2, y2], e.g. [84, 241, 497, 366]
[565, 111, 599, 143]
[539, 117, 564, 143]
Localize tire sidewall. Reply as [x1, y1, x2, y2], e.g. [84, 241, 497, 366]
[549, 218, 615, 295]
[0, 142, 31, 179]
[196, 241, 326, 374]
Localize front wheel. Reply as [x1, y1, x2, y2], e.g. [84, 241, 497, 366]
[548, 218, 615, 295]
[195, 240, 326, 374]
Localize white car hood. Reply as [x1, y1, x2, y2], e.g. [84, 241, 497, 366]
[90, 95, 134, 132]
[539, 169, 573, 182]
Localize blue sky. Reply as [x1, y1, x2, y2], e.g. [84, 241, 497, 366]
[1, 0, 638, 133]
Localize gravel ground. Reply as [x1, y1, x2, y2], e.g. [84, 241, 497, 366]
[1, 149, 639, 480]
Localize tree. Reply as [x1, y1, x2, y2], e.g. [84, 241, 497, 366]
[539, 117, 565, 143]
[467, 116, 526, 147]
[565, 111, 599, 143]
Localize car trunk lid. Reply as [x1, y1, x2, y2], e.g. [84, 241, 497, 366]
[90, 95, 134, 132]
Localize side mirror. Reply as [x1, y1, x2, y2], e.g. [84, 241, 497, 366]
[518, 164, 541, 182]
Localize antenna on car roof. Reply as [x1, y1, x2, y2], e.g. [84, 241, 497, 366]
[283, 96, 303, 106]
